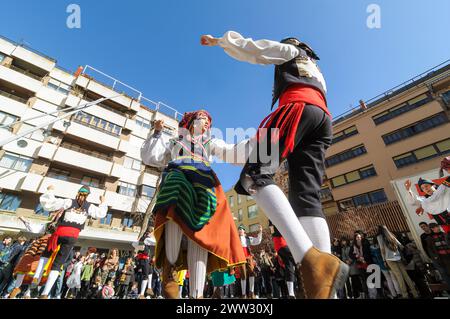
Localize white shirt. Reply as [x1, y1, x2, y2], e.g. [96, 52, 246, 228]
[406, 184, 450, 215]
[40, 190, 108, 220]
[240, 232, 262, 248]
[140, 133, 254, 168]
[217, 31, 327, 92]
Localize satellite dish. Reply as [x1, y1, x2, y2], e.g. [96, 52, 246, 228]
[63, 121, 71, 128]
[17, 139, 28, 148]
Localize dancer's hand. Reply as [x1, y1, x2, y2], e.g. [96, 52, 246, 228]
[416, 207, 424, 216]
[154, 119, 164, 132]
[200, 35, 219, 46]
[404, 179, 412, 191]
[47, 185, 55, 191]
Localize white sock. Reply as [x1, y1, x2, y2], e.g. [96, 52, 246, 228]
[187, 239, 208, 298]
[147, 275, 153, 289]
[165, 220, 183, 264]
[24, 288, 31, 297]
[179, 286, 183, 298]
[140, 280, 148, 295]
[298, 216, 331, 253]
[41, 270, 59, 296]
[241, 279, 247, 296]
[33, 257, 49, 282]
[249, 276, 255, 293]
[15, 274, 25, 288]
[250, 184, 313, 263]
[287, 281, 295, 297]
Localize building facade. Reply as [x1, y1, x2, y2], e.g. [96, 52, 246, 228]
[275, 62, 450, 216]
[225, 188, 269, 232]
[0, 35, 180, 252]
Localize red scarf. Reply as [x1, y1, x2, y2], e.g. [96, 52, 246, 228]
[47, 226, 81, 252]
[258, 84, 330, 158]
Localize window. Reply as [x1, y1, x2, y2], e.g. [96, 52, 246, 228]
[47, 78, 72, 95]
[372, 93, 432, 125]
[141, 185, 156, 198]
[100, 213, 112, 225]
[325, 145, 367, 167]
[382, 113, 448, 145]
[330, 165, 377, 188]
[0, 152, 33, 172]
[332, 126, 358, 144]
[81, 176, 101, 188]
[47, 168, 70, 181]
[136, 116, 151, 131]
[246, 195, 253, 201]
[238, 209, 243, 222]
[35, 203, 49, 217]
[0, 193, 22, 212]
[0, 53, 5, 63]
[393, 138, 450, 168]
[237, 195, 242, 204]
[0, 111, 18, 131]
[249, 223, 260, 233]
[319, 188, 333, 201]
[338, 189, 387, 210]
[248, 204, 258, 219]
[122, 217, 134, 228]
[117, 182, 137, 197]
[162, 126, 175, 136]
[229, 196, 234, 207]
[123, 156, 141, 171]
[73, 111, 122, 136]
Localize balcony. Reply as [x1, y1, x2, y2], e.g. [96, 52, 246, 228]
[51, 143, 113, 176]
[140, 171, 159, 187]
[36, 86, 68, 106]
[111, 164, 140, 184]
[117, 140, 141, 159]
[20, 173, 44, 192]
[319, 188, 334, 202]
[10, 45, 55, 72]
[79, 226, 139, 243]
[0, 65, 43, 92]
[38, 176, 105, 204]
[104, 191, 135, 212]
[0, 167, 28, 191]
[80, 98, 127, 127]
[0, 89, 29, 118]
[53, 120, 120, 150]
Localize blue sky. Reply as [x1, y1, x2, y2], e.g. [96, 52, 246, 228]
[1, 0, 449, 190]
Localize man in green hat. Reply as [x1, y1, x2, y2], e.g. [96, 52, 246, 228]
[237, 224, 262, 298]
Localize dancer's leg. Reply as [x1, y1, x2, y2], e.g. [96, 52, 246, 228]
[165, 221, 183, 265]
[298, 216, 331, 253]
[187, 239, 208, 298]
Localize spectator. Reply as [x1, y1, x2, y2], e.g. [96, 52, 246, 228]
[419, 222, 433, 258]
[426, 223, 450, 289]
[331, 238, 342, 260]
[350, 232, 370, 298]
[0, 236, 27, 295]
[66, 255, 84, 298]
[117, 257, 134, 299]
[339, 238, 353, 299]
[80, 256, 95, 298]
[377, 225, 419, 298]
[101, 249, 119, 285]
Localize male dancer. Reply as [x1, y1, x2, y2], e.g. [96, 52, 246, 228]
[132, 227, 156, 299]
[37, 185, 107, 298]
[237, 225, 262, 299]
[201, 31, 349, 298]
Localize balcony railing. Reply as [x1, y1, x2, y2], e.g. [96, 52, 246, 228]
[84, 96, 129, 116]
[72, 117, 121, 138]
[60, 142, 113, 161]
[46, 173, 106, 189]
[0, 88, 28, 104]
[9, 65, 44, 81]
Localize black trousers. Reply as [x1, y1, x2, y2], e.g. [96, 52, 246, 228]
[42, 236, 77, 271]
[235, 104, 332, 218]
[278, 247, 296, 282]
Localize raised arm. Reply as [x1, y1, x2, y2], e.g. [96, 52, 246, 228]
[201, 31, 300, 65]
[140, 119, 173, 168]
[404, 179, 423, 208]
[40, 185, 72, 212]
[87, 195, 108, 219]
[210, 137, 254, 165]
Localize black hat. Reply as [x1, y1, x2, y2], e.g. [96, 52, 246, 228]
[418, 178, 434, 189]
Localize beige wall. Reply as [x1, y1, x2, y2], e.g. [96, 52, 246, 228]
[225, 188, 269, 230]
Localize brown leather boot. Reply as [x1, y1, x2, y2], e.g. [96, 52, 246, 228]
[39, 294, 49, 299]
[162, 259, 179, 299]
[297, 247, 349, 299]
[249, 292, 256, 299]
[9, 288, 21, 299]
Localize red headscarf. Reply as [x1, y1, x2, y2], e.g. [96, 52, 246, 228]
[178, 110, 212, 130]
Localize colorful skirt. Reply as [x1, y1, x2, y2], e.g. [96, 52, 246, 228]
[154, 183, 246, 274]
[13, 234, 60, 285]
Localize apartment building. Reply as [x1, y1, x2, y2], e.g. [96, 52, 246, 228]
[225, 188, 269, 232]
[275, 61, 450, 216]
[0, 35, 180, 251]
